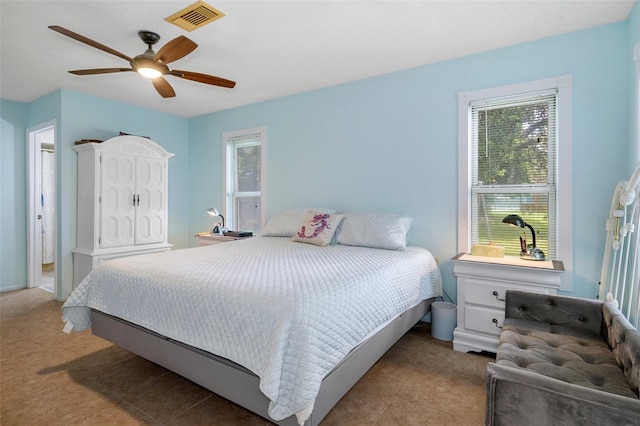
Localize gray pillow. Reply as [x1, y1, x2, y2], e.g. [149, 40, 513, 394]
[336, 212, 413, 250]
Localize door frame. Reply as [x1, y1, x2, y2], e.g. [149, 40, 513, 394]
[27, 120, 57, 291]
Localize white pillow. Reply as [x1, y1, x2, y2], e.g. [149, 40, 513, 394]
[261, 207, 336, 237]
[336, 212, 413, 250]
[291, 212, 344, 247]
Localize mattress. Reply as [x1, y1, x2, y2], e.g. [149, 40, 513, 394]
[62, 236, 442, 424]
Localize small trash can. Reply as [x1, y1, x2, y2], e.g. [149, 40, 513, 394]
[431, 301, 457, 341]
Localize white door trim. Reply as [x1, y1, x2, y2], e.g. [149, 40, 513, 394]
[26, 120, 56, 291]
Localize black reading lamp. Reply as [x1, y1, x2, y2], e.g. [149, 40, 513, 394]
[207, 207, 225, 235]
[502, 214, 545, 260]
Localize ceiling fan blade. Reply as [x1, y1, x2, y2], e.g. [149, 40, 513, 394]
[69, 68, 133, 75]
[49, 25, 133, 63]
[154, 36, 197, 64]
[152, 77, 176, 98]
[170, 70, 236, 88]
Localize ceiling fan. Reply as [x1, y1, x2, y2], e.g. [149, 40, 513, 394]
[48, 25, 236, 98]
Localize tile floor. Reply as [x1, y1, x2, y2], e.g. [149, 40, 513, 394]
[0, 289, 495, 425]
[40, 263, 55, 293]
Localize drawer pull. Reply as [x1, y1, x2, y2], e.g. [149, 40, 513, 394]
[492, 291, 505, 301]
[492, 318, 502, 329]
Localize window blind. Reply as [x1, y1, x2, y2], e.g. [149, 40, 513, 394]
[469, 90, 557, 258]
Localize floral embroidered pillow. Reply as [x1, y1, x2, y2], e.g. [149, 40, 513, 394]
[261, 207, 336, 237]
[291, 212, 344, 246]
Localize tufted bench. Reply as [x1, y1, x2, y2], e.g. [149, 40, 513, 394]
[485, 290, 640, 426]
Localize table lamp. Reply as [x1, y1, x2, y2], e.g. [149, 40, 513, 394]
[207, 207, 225, 235]
[502, 214, 545, 260]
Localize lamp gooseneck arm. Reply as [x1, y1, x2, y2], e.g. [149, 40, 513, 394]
[220, 214, 225, 228]
[524, 223, 536, 248]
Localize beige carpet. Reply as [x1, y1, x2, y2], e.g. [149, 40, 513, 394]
[0, 289, 494, 425]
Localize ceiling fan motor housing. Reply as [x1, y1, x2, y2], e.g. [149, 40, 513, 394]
[138, 31, 160, 47]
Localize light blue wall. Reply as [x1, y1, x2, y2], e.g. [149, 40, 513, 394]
[0, 89, 189, 299]
[1, 100, 28, 291]
[189, 23, 631, 302]
[629, 1, 639, 170]
[2, 12, 637, 302]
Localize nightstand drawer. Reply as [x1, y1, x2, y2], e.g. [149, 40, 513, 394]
[465, 278, 553, 308]
[465, 280, 508, 308]
[464, 306, 504, 337]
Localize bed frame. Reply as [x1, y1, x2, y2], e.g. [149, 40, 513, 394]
[599, 163, 640, 328]
[91, 297, 435, 425]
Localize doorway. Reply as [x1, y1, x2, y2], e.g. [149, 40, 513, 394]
[27, 121, 56, 295]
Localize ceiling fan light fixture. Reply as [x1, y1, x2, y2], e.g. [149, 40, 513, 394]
[133, 57, 165, 79]
[137, 67, 162, 79]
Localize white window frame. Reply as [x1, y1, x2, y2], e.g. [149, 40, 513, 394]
[223, 126, 267, 232]
[458, 75, 573, 291]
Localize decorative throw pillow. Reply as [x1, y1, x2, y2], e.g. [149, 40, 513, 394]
[261, 207, 335, 237]
[336, 212, 413, 250]
[291, 212, 344, 246]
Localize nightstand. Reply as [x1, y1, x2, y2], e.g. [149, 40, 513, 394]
[451, 252, 564, 353]
[195, 233, 252, 246]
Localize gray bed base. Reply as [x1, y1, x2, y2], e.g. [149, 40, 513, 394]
[91, 297, 434, 426]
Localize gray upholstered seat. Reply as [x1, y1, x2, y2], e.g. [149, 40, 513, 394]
[486, 290, 640, 426]
[498, 324, 637, 398]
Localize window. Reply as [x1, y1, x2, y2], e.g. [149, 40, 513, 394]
[458, 75, 573, 290]
[223, 127, 266, 233]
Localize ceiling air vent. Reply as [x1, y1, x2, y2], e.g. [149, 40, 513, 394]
[165, 1, 225, 32]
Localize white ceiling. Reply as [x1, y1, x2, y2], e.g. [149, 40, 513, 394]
[1, 0, 635, 118]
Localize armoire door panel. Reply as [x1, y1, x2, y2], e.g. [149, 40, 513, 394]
[100, 153, 135, 247]
[135, 215, 165, 243]
[103, 154, 134, 185]
[136, 188, 165, 216]
[134, 157, 166, 245]
[137, 159, 165, 186]
[102, 216, 134, 247]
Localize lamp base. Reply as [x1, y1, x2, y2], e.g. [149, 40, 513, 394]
[520, 247, 545, 261]
[211, 222, 225, 236]
[519, 254, 545, 261]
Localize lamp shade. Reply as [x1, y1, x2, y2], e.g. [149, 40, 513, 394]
[502, 214, 525, 228]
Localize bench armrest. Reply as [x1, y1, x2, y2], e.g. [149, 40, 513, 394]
[486, 362, 640, 426]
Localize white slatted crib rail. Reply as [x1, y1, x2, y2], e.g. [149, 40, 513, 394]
[599, 163, 640, 329]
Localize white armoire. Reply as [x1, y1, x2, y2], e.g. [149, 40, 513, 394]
[72, 135, 174, 286]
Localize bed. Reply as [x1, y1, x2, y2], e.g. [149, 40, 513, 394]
[62, 211, 442, 425]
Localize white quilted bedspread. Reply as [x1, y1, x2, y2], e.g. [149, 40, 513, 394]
[62, 237, 441, 423]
